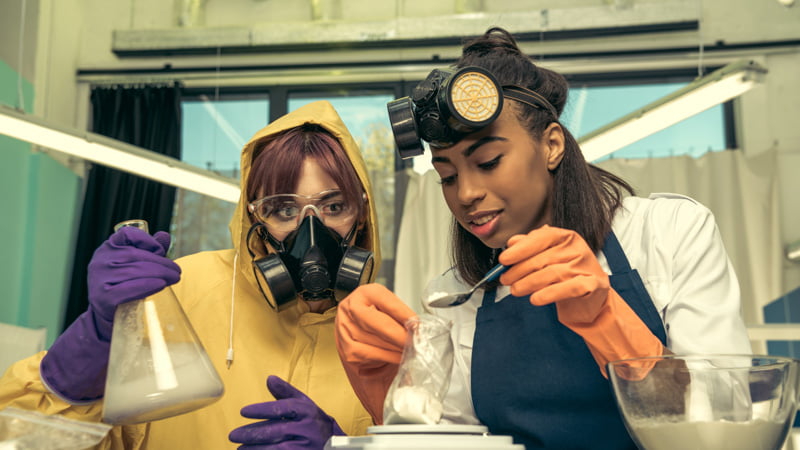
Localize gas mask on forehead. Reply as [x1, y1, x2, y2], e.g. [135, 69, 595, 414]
[387, 66, 558, 159]
[247, 204, 374, 311]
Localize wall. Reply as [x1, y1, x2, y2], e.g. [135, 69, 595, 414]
[0, 60, 32, 329]
[0, 0, 81, 346]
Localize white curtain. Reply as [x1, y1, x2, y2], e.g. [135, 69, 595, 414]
[598, 149, 782, 325]
[394, 169, 452, 313]
[394, 149, 783, 324]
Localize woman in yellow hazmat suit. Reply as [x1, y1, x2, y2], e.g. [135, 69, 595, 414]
[0, 100, 377, 448]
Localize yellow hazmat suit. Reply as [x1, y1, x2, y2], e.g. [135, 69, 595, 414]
[0, 100, 377, 448]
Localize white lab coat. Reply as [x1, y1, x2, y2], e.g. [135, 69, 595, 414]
[422, 193, 753, 424]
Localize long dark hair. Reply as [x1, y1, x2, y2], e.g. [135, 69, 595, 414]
[451, 27, 634, 285]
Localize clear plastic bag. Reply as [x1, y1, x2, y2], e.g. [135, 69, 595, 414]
[383, 314, 454, 425]
[0, 407, 111, 449]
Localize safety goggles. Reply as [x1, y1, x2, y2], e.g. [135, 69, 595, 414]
[248, 189, 360, 234]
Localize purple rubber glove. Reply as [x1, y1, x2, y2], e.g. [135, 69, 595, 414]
[229, 376, 346, 449]
[40, 226, 181, 403]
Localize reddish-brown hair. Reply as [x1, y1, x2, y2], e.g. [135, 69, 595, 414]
[246, 123, 367, 244]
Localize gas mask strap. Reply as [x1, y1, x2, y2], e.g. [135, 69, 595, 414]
[340, 220, 359, 250]
[245, 222, 267, 258]
[339, 192, 367, 249]
[264, 233, 284, 253]
[245, 222, 295, 311]
[245, 214, 288, 253]
[502, 85, 558, 118]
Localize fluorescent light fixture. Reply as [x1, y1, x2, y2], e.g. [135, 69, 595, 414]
[578, 59, 767, 162]
[0, 104, 241, 203]
[786, 240, 800, 262]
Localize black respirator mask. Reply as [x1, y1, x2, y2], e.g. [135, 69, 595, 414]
[247, 207, 374, 311]
[387, 66, 558, 159]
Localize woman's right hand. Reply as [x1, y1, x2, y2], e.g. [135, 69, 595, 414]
[40, 226, 181, 404]
[87, 226, 181, 338]
[335, 284, 417, 424]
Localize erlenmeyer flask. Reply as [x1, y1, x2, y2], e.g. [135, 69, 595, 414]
[102, 220, 224, 425]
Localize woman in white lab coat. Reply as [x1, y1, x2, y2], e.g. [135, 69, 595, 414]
[334, 27, 752, 449]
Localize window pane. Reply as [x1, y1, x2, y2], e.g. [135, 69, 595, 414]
[182, 97, 268, 171]
[562, 83, 727, 161]
[289, 94, 397, 287]
[172, 96, 269, 257]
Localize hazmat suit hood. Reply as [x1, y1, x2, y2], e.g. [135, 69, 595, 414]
[230, 100, 381, 304]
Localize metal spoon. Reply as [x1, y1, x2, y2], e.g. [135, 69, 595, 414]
[427, 263, 509, 308]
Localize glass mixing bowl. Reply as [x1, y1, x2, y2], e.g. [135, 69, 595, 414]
[607, 355, 800, 450]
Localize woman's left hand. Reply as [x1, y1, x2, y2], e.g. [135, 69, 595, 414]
[229, 376, 344, 449]
[498, 224, 610, 324]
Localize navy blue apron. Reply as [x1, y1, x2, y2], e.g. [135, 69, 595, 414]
[471, 231, 668, 449]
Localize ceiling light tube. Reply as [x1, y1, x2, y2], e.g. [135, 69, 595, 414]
[786, 240, 800, 262]
[578, 59, 767, 162]
[0, 104, 241, 203]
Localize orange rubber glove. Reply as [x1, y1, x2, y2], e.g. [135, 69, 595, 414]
[498, 225, 664, 378]
[335, 283, 418, 424]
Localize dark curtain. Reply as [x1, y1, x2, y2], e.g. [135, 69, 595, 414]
[62, 83, 182, 330]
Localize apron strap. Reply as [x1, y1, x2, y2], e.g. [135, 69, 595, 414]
[602, 231, 631, 274]
[481, 287, 497, 308]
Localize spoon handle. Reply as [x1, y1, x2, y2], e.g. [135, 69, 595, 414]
[478, 263, 509, 287]
[470, 264, 509, 292]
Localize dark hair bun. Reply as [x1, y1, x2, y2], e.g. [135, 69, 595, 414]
[457, 27, 568, 116]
